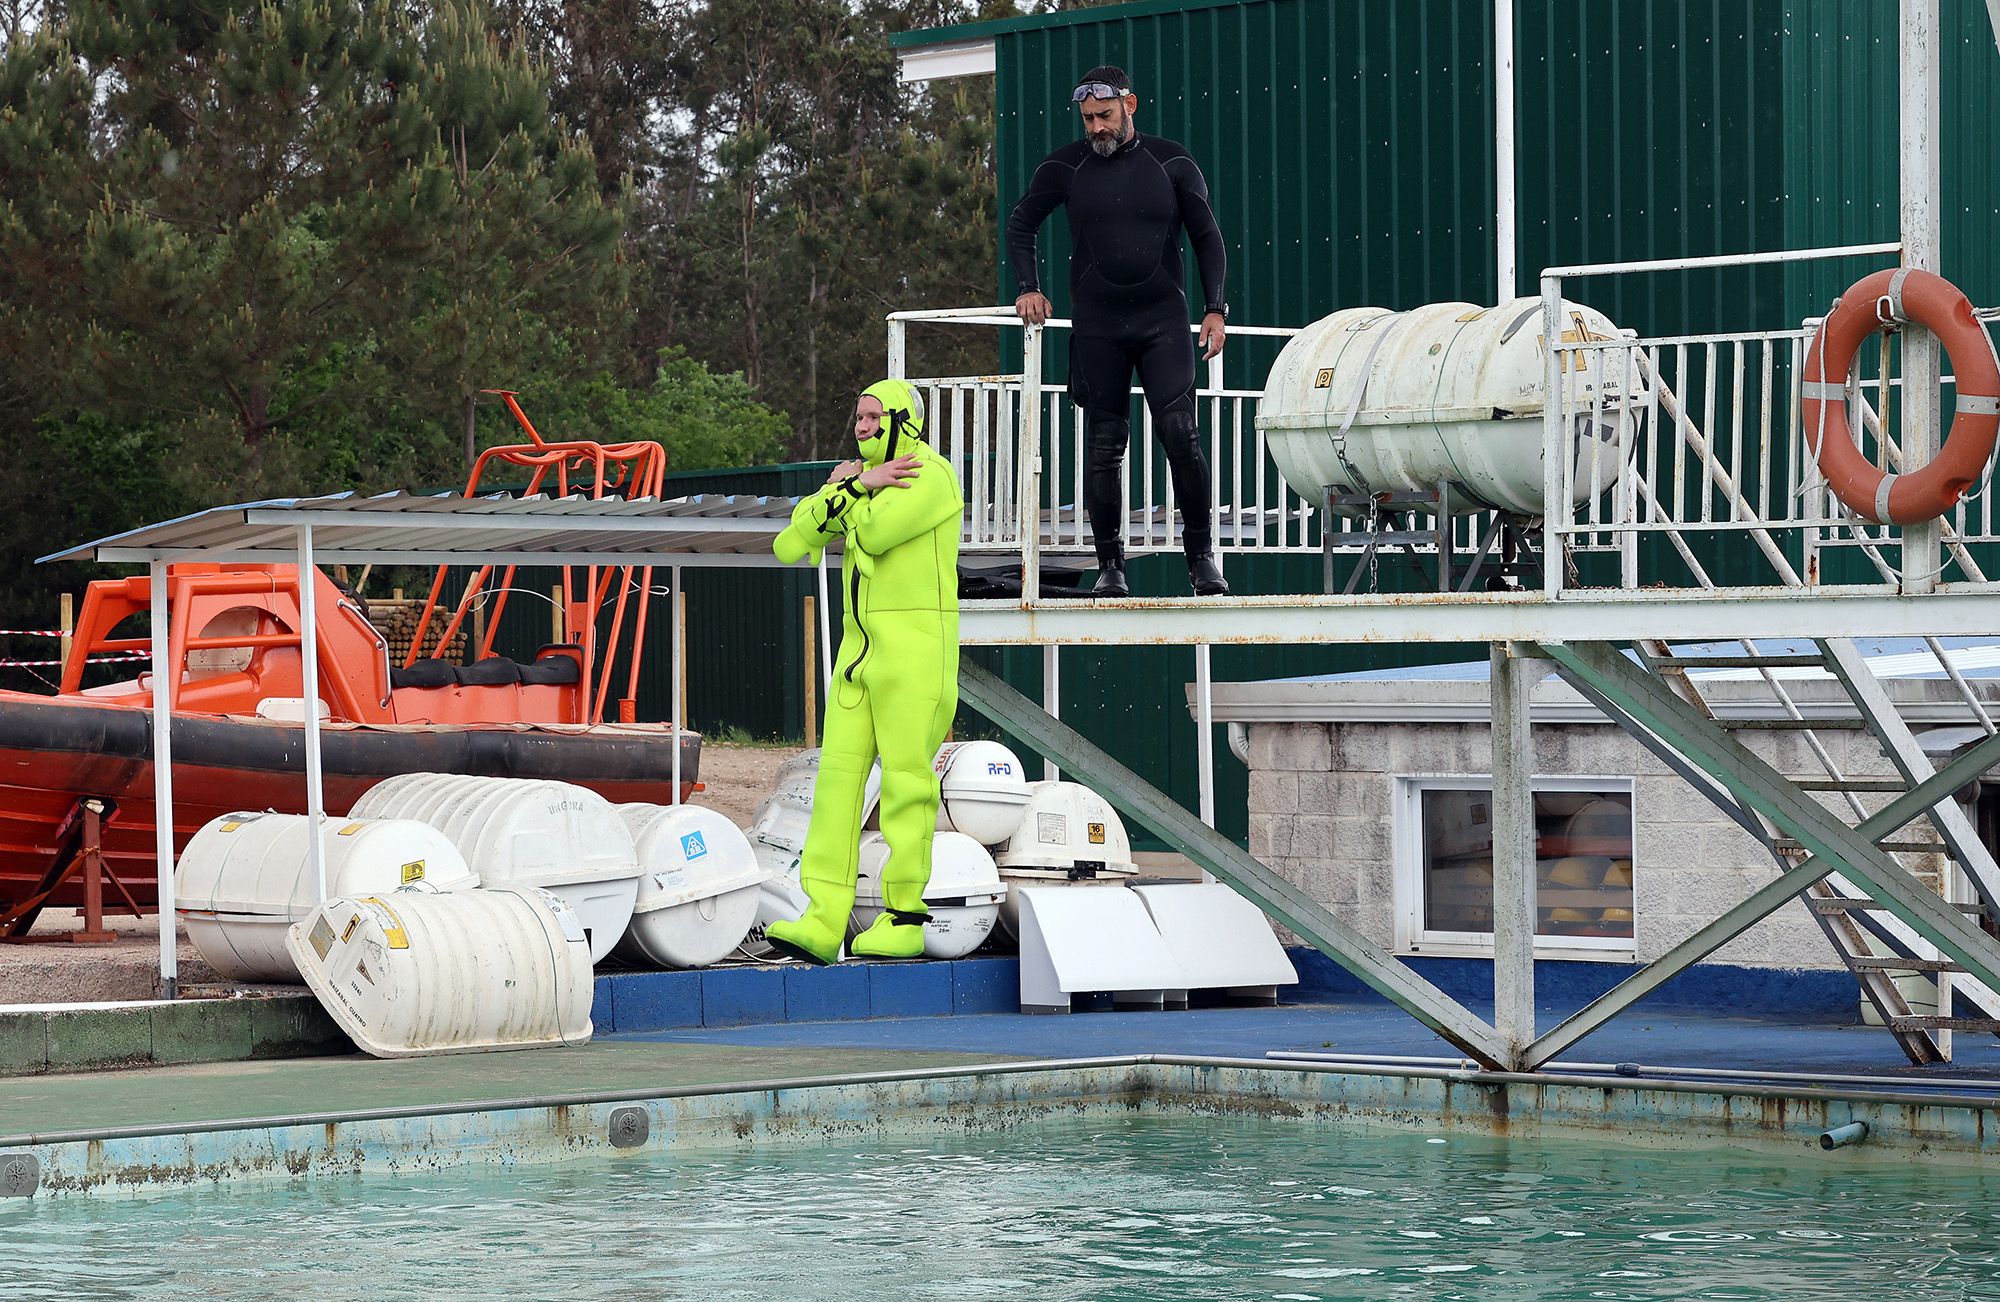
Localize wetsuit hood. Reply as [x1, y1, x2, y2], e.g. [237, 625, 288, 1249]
[856, 379, 927, 466]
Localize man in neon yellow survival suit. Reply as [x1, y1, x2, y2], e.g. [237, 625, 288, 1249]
[765, 379, 962, 964]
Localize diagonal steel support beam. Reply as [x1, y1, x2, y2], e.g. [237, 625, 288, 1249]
[1559, 660, 1950, 1063]
[1536, 641, 2000, 995]
[956, 659, 1511, 1067]
[1817, 637, 2000, 915]
[1523, 725, 2000, 1065]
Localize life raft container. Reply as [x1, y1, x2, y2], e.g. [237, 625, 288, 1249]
[1800, 267, 2000, 526]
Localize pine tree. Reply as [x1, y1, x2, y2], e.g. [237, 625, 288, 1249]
[0, 0, 626, 472]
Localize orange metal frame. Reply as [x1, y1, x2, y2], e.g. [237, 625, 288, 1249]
[405, 392, 670, 724]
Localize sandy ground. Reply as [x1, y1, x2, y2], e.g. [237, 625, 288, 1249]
[0, 743, 802, 1006]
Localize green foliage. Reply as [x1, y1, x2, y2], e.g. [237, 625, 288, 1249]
[513, 348, 790, 473]
[0, 0, 1007, 626]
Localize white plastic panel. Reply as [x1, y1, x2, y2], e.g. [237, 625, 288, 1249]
[1014, 886, 1188, 1013]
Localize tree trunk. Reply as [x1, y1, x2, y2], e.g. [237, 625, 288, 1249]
[462, 391, 477, 467]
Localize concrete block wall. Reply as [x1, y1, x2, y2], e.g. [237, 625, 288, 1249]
[1245, 717, 1937, 969]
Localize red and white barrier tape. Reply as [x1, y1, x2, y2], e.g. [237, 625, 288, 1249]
[0, 629, 63, 639]
[0, 651, 147, 668]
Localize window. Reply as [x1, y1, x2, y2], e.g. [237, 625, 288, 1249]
[1394, 777, 1635, 957]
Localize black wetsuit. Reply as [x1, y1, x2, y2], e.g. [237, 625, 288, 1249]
[1006, 131, 1228, 561]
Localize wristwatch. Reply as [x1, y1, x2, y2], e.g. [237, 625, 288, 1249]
[1206, 303, 1229, 320]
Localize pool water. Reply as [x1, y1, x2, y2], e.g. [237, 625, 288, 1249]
[11, 1114, 2000, 1300]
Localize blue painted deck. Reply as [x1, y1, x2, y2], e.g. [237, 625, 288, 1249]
[618, 1000, 2000, 1086]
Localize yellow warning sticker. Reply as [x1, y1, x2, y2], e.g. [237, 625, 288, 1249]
[1313, 367, 1334, 389]
[400, 860, 425, 884]
[1088, 822, 1106, 845]
[338, 823, 362, 837]
[341, 915, 360, 944]
[220, 821, 243, 833]
[360, 897, 410, 950]
[308, 917, 336, 961]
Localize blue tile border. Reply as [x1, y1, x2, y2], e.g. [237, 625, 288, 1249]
[1282, 948, 1860, 1023]
[869, 963, 954, 1019]
[786, 964, 872, 1022]
[596, 955, 1023, 1033]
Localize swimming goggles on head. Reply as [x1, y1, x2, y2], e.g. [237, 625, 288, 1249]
[1071, 82, 1130, 102]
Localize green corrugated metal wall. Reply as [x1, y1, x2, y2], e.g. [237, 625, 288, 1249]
[957, 0, 2000, 843]
[546, 3, 2000, 848]
[482, 463, 838, 742]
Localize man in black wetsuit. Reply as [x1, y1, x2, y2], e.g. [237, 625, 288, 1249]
[1007, 64, 1230, 597]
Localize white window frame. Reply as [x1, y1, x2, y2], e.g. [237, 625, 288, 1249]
[1392, 773, 1638, 961]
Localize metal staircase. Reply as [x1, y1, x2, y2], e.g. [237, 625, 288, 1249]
[1631, 636, 2000, 1064]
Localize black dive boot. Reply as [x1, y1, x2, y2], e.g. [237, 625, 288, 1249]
[1187, 547, 1229, 596]
[1093, 540, 1130, 597]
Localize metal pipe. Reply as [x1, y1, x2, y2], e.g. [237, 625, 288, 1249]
[1901, 0, 1942, 594]
[1490, 641, 1538, 1063]
[1820, 1120, 1871, 1149]
[296, 527, 327, 902]
[671, 565, 682, 806]
[1195, 643, 1216, 829]
[1541, 241, 1901, 280]
[148, 561, 177, 999]
[1539, 274, 1564, 597]
[1266, 1050, 2000, 1098]
[1493, 0, 1516, 301]
[1043, 644, 1061, 781]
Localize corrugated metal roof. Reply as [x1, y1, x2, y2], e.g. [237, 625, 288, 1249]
[40, 491, 807, 567]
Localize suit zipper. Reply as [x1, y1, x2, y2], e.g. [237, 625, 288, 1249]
[844, 563, 871, 683]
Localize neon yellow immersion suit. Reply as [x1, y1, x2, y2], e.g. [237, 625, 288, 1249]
[765, 380, 962, 964]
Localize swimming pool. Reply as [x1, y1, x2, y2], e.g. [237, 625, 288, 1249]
[9, 1112, 1997, 1300]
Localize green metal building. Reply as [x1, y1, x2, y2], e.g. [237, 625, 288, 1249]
[482, 3, 2000, 851]
[885, 0, 2000, 845]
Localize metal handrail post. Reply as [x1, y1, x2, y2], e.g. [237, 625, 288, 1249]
[1540, 273, 1565, 596]
[149, 560, 177, 999]
[1019, 323, 1043, 600]
[296, 525, 327, 904]
[1900, 0, 1942, 594]
[886, 316, 908, 381]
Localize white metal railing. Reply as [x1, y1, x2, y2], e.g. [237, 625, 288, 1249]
[1540, 240, 2000, 598]
[886, 308, 1496, 581]
[893, 244, 2000, 601]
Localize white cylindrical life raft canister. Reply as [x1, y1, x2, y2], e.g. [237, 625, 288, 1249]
[350, 773, 640, 965]
[286, 885, 593, 1058]
[991, 781, 1137, 940]
[932, 741, 1032, 845]
[612, 803, 766, 969]
[1257, 296, 1641, 516]
[849, 830, 1007, 960]
[176, 811, 477, 983]
[737, 749, 877, 959]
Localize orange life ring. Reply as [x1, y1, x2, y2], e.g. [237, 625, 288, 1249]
[1800, 267, 2000, 525]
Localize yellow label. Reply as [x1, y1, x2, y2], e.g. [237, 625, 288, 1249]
[1455, 308, 1487, 322]
[338, 823, 362, 837]
[341, 915, 360, 944]
[1313, 368, 1334, 389]
[359, 897, 410, 950]
[1088, 822, 1106, 845]
[220, 821, 243, 833]
[400, 860, 425, 884]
